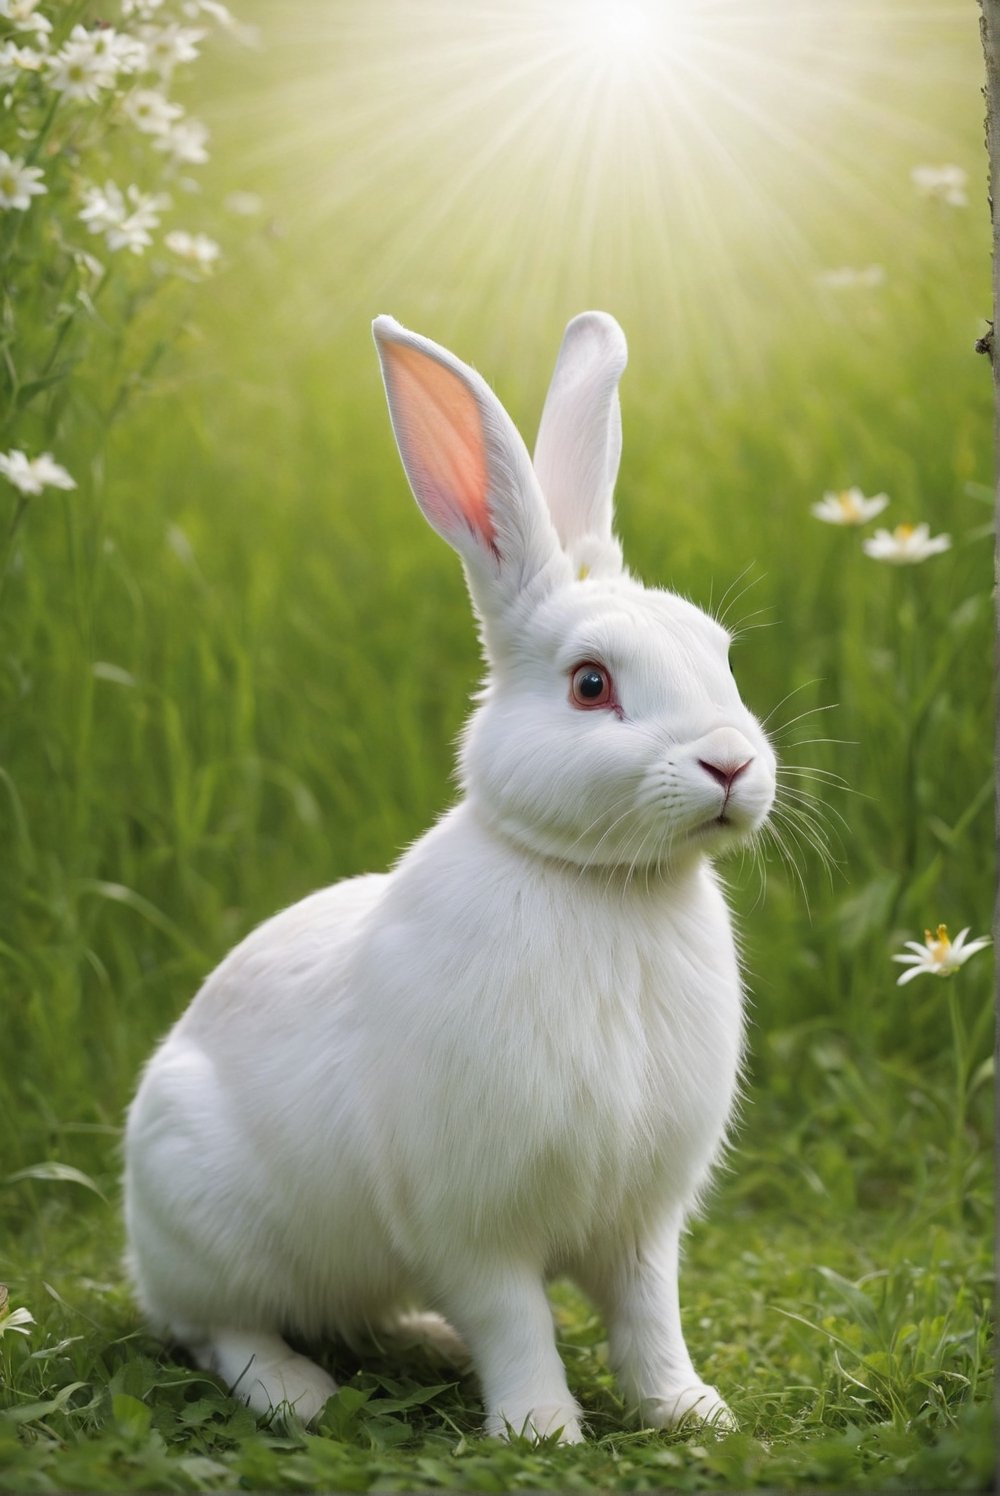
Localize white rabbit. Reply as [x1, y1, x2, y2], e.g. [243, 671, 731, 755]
[123, 311, 777, 1444]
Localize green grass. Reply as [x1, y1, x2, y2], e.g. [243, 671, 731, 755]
[0, 0, 994, 1489]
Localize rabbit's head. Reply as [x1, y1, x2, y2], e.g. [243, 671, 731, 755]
[374, 313, 776, 871]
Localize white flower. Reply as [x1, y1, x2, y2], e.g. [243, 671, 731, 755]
[0, 41, 47, 85]
[79, 180, 169, 254]
[182, 0, 233, 24]
[153, 115, 209, 165]
[121, 0, 166, 17]
[814, 487, 892, 529]
[0, 1302, 34, 1338]
[0, 149, 45, 210]
[180, 0, 257, 44]
[862, 522, 951, 564]
[816, 264, 885, 291]
[0, 0, 51, 37]
[911, 163, 968, 208]
[139, 22, 204, 74]
[812, 487, 889, 526]
[0, 450, 76, 495]
[165, 228, 220, 270]
[122, 87, 183, 135]
[48, 33, 112, 101]
[48, 24, 145, 99]
[103, 30, 147, 75]
[893, 924, 991, 985]
[78, 180, 123, 233]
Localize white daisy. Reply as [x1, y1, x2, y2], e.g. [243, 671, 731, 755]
[79, 180, 169, 255]
[47, 34, 112, 101]
[139, 22, 204, 74]
[122, 87, 184, 136]
[153, 115, 209, 165]
[0, 149, 46, 210]
[893, 924, 991, 985]
[165, 228, 220, 270]
[0, 0, 51, 37]
[911, 163, 968, 208]
[49, 24, 146, 99]
[180, 1, 257, 44]
[0, 41, 47, 85]
[811, 487, 889, 526]
[121, 0, 166, 17]
[182, 0, 233, 24]
[104, 30, 147, 75]
[0, 449, 76, 495]
[862, 522, 951, 564]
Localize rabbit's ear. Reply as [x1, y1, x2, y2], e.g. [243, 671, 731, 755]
[533, 312, 628, 578]
[373, 316, 568, 642]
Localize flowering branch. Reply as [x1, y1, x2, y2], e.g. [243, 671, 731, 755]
[0, 0, 248, 584]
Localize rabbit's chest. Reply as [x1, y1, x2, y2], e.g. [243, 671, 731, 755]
[363, 844, 745, 1256]
[441, 900, 745, 1253]
[519, 945, 741, 1230]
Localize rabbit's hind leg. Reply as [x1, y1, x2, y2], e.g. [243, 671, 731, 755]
[377, 1310, 471, 1368]
[192, 1328, 338, 1425]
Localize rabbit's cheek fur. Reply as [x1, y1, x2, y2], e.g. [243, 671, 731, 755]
[460, 703, 655, 869]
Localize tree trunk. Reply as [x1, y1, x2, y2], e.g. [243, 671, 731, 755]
[979, 3, 1000, 1111]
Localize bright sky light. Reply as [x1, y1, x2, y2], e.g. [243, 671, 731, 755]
[222, 0, 978, 362]
[575, 0, 655, 61]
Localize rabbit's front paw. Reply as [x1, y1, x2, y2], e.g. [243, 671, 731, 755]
[487, 1400, 585, 1444]
[641, 1384, 735, 1432]
[209, 1333, 338, 1427]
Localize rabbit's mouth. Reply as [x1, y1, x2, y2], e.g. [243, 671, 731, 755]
[686, 807, 754, 844]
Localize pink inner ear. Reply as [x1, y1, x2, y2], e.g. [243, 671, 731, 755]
[382, 341, 497, 554]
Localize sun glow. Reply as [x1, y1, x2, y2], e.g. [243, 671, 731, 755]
[220, 0, 979, 364]
[574, 0, 656, 63]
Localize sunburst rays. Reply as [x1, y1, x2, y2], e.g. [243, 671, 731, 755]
[206, 0, 978, 353]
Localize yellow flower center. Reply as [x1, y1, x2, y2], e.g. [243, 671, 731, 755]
[924, 923, 951, 961]
[895, 524, 915, 539]
[837, 490, 862, 520]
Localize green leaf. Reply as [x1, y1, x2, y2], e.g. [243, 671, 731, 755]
[5, 1162, 107, 1203]
[15, 365, 79, 408]
[1, 1381, 88, 1425]
[318, 1383, 371, 1439]
[370, 1382, 457, 1414]
[112, 1392, 153, 1438]
[816, 1266, 882, 1336]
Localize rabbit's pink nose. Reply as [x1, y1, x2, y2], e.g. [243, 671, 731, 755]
[699, 757, 753, 792]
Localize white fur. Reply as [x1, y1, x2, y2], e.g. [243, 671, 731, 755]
[123, 312, 777, 1443]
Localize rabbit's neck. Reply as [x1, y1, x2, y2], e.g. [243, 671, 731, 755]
[460, 793, 709, 891]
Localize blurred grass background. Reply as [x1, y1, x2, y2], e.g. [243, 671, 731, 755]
[0, 0, 994, 1488]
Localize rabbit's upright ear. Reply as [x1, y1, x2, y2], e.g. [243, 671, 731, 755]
[533, 312, 628, 579]
[373, 316, 569, 646]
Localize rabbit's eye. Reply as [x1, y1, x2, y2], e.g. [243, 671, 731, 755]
[570, 663, 613, 709]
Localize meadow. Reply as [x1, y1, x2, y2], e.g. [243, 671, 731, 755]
[0, 0, 994, 1490]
